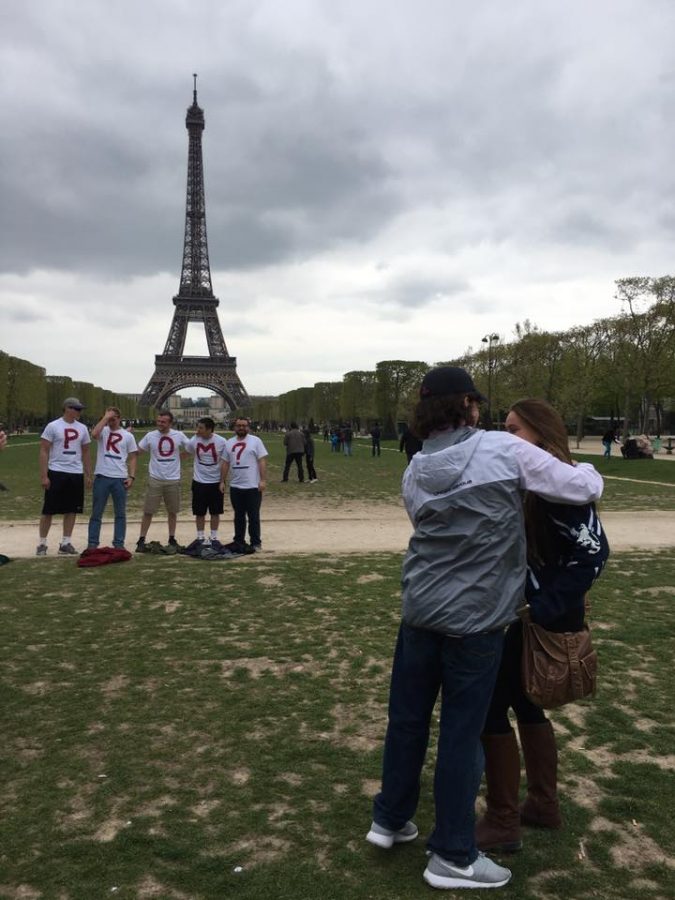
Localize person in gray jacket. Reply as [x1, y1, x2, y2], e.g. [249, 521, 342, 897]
[365, 366, 603, 891]
[282, 423, 306, 483]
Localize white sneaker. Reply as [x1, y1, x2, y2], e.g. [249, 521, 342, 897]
[366, 820, 418, 849]
[423, 851, 511, 889]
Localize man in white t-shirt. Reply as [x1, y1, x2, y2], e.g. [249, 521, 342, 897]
[221, 417, 268, 553]
[136, 410, 190, 552]
[37, 397, 93, 556]
[86, 407, 138, 551]
[185, 416, 228, 546]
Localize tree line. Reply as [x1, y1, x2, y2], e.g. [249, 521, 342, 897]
[0, 351, 154, 430]
[251, 277, 675, 439]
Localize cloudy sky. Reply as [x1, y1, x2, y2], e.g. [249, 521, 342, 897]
[1, 0, 674, 398]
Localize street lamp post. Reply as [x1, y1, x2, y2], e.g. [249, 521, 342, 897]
[481, 333, 500, 428]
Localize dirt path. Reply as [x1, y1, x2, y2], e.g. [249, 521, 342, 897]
[1, 498, 674, 558]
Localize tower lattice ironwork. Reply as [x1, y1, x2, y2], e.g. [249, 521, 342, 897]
[140, 76, 250, 411]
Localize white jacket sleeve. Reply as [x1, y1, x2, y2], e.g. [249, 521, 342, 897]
[513, 439, 603, 504]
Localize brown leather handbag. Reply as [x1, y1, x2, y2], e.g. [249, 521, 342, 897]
[521, 620, 597, 709]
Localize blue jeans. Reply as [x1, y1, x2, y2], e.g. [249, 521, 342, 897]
[88, 475, 128, 548]
[373, 623, 504, 866]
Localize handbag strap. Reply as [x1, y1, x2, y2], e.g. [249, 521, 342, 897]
[565, 633, 585, 699]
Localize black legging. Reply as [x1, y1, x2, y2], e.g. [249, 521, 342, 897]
[483, 620, 547, 733]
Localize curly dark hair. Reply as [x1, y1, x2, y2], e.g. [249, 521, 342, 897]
[410, 393, 473, 439]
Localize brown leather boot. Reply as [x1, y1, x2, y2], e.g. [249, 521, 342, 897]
[475, 730, 523, 852]
[518, 720, 562, 829]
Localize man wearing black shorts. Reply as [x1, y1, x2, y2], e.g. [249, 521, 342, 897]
[186, 417, 228, 545]
[37, 397, 92, 556]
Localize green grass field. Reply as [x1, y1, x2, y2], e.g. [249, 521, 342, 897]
[0, 553, 674, 899]
[1, 431, 674, 898]
[0, 433, 413, 521]
[1, 433, 675, 521]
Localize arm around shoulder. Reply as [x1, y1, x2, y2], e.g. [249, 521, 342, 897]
[515, 440, 603, 504]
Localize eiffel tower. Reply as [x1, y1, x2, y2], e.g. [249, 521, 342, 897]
[140, 76, 250, 412]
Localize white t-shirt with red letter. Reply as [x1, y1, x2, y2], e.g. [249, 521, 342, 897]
[187, 433, 228, 484]
[224, 435, 268, 489]
[139, 429, 190, 481]
[41, 418, 91, 473]
[95, 426, 138, 478]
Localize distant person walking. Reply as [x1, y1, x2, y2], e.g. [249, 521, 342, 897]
[602, 427, 618, 459]
[303, 428, 318, 482]
[87, 407, 138, 551]
[370, 423, 382, 457]
[399, 426, 423, 463]
[282, 423, 306, 482]
[342, 424, 353, 456]
[37, 397, 92, 556]
[136, 411, 190, 552]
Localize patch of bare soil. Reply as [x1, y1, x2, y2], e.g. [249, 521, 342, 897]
[225, 835, 291, 867]
[136, 876, 192, 899]
[3, 501, 675, 557]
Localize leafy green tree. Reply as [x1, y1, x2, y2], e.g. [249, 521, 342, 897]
[375, 360, 429, 438]
[312, 382, 342, 425]
[279, 387, 314, 425]
[555, 324, 607, 445]
[46, 376, 75, 419]
[0, 351, 9, 422]
[6, 356, 47, 428]
[612, 277, 675, 434]
[340, 371, 376, 429]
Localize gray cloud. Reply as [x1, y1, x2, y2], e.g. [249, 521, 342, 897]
[1, 0, 674, 394]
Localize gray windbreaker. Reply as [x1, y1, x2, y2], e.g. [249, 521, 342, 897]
[401, 427, 604, 636]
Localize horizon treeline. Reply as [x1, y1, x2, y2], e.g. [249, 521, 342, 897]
[0, 352, 154, 429]
[251, 277, 675, 438]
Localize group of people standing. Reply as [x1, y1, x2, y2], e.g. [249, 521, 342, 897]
[36, 401, 268, 556]
[30, 370, 610, 891]
[366, 367, 608, 890]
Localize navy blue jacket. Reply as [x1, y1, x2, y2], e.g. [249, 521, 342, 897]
[526, 501, 609, 631]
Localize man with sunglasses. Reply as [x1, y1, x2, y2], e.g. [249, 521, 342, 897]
[37, 398, 92, 556]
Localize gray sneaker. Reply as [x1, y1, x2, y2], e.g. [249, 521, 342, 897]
[423, 851, 511, 890]
[58, 543, 78, 555]
[366, 820, 418, 849]
[36, 544, 47, 556]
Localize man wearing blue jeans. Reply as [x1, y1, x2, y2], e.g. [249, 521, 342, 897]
[222, 417, 268, 553]
[86, 408, 137, 550]
[366, 367, 604, 890]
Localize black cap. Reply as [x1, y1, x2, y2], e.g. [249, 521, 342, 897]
[420, 367, 487, 401]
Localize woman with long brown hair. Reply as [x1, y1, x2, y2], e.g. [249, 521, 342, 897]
[476, 398, 609, 853]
